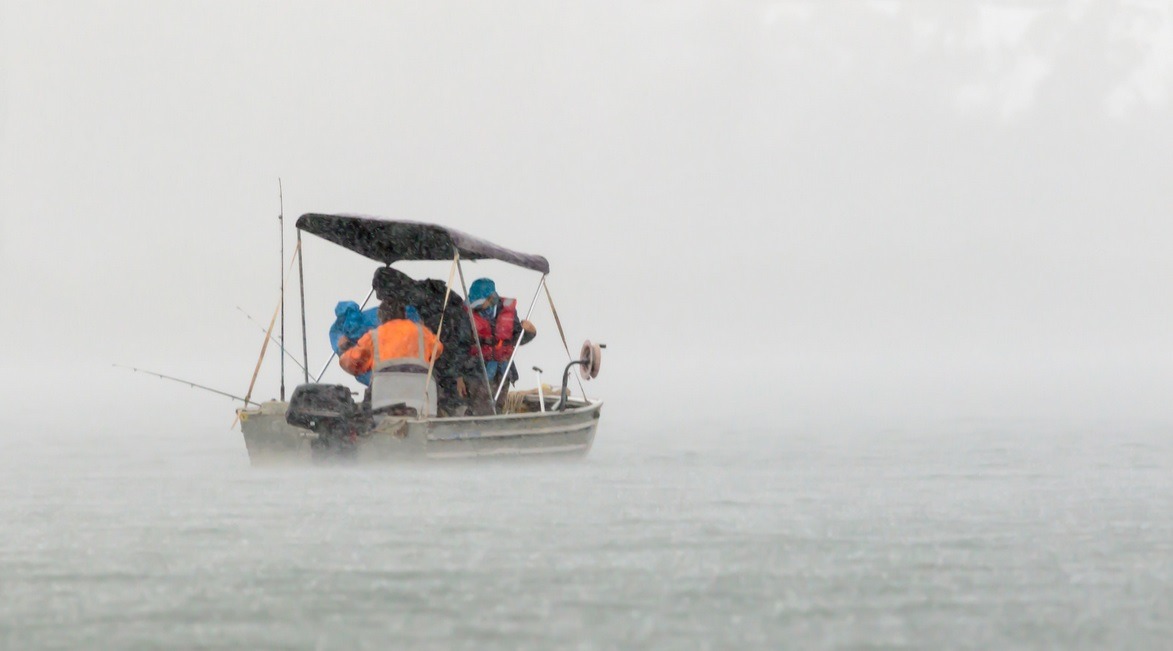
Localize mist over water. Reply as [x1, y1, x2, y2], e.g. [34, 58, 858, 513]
[3, 423, 1170, 649]
[4, 1, 1173, 648]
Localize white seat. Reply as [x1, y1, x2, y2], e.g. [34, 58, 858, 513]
[368, 323, 438, 419]
[371, 359, 437, 418]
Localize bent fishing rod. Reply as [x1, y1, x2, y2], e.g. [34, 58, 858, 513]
[114, 364, 260, 407]
[235, 305, 307, 373]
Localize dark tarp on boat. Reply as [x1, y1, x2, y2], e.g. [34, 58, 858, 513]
[296, 213, 550, 274]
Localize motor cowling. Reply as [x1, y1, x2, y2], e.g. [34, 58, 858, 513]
[286, 384, 365, 433]
[287, 383, 372, 460]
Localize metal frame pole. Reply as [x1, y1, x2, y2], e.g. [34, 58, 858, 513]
[296, 230, 310, 384]
[278, 179, 285, 401]
[457, 260, 496, 416]
[543, 278, 588, 402]
[421, 252, 460, 417]
[493, 274, 546, 403]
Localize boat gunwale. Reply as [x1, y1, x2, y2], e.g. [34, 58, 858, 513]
[415, 398, 603, 426]
[427, 419, 597, 441]
[240, 398, 603, 427]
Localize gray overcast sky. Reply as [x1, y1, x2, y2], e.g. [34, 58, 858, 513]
[2, 1, 1172, 434]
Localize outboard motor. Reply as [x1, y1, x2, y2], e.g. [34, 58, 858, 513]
[286, 384, 370, 459]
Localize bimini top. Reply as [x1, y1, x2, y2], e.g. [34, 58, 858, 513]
[296, 213, 550, 274]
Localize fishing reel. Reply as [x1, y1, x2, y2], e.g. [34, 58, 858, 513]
[556, 340, 605, 411]
[578, 340, 603, 380]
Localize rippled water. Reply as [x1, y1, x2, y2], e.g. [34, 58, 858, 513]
[2, 423, 1171, 649]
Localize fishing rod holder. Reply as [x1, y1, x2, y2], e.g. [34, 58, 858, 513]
[555, 360, 586, 411]
[555, 342, 605, 411]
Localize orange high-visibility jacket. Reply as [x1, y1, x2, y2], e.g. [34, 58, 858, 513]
[339, 319, 443, 377]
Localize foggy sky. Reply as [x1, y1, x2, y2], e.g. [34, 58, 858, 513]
[2, 1, 1172, 435]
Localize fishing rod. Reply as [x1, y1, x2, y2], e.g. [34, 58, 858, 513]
[236, 305, 307, 373]
[233, 240, 301, 430]
[115, 364, 260, 407]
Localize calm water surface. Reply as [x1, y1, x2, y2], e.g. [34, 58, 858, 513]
[2, 423, 1171, 649]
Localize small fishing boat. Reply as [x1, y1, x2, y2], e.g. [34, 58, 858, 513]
[236, 213, 604, 464]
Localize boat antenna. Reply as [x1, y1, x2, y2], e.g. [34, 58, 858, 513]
[296, 228, 310, 383]
[278, 178, 286, 401]
[115, 364, 260, 407]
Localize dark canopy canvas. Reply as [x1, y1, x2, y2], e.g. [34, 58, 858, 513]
[296, 213, 550, 274]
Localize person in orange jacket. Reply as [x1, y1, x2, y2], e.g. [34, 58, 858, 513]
[339, 299, 444, 378]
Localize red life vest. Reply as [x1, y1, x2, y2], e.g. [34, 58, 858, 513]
[470, 298, 518, 363]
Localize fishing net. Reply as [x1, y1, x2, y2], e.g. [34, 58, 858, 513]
[503, 385, 557, 414]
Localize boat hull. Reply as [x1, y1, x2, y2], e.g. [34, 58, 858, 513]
[238, 399, 601, 464]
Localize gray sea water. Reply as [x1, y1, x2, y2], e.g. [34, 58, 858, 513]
[2, 422, 1171, 650]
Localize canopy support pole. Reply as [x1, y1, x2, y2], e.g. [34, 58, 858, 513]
[296, 230, 310, 384]
[457, 260, 497, 416]
[313, 287, 375, 383]
[493, 274, 546, 404]
[543, 278, 587, 402]
[278, 178, 286, 402]
[422, 252, 460, 417]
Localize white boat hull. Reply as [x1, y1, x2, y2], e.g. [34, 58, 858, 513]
[238, 399, 601, 464]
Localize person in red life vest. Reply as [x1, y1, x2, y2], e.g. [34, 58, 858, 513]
[464, 277, 537, 415]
